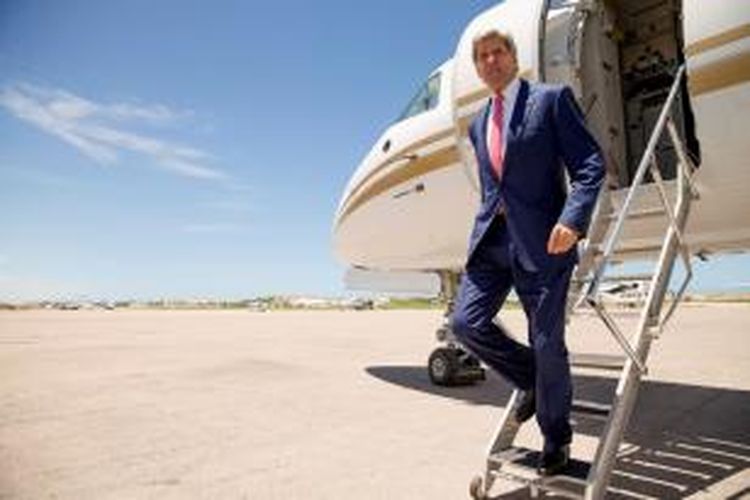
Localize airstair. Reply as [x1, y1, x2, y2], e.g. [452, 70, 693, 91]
[469, 63, 699, 499]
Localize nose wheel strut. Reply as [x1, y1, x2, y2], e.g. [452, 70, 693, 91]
[428, 345, 485, 386]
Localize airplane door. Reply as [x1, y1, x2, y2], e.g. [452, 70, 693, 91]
[539, 0, 629, 189]
[539, 0, 587, 93]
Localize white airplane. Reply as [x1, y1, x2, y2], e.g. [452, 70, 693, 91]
[333, 0, 750, 382]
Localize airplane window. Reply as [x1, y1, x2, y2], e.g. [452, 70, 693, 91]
[397, 72, 441, 121]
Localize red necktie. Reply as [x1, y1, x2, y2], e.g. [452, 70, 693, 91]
[489, 95, 504, 179]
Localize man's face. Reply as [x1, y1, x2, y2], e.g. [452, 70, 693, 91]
[474, 36, 518, 94]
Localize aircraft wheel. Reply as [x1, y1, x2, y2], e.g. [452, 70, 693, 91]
[428, 347, 460, 386]
[469, 475, 487, 499]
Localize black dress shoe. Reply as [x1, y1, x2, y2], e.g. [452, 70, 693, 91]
[514, 389, 536, 423]
[537, 445, 570, 476]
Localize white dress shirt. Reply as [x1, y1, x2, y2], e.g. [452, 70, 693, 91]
[485, 77, 520, 159]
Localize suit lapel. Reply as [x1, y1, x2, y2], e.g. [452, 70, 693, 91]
[505, 79, 535, 170]
[476, 100, 496, 182]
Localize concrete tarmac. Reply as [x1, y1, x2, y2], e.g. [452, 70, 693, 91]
[0, 305, 748, 499]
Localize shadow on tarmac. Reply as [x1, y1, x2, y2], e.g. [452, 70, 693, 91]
[366, 365, 750, 499]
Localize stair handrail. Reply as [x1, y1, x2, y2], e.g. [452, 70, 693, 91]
[585, 63, 688, 303]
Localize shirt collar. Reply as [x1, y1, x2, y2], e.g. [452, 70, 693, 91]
[494, 77, 520, 106]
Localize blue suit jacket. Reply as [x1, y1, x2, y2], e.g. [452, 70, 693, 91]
[467, 79, 605, 272]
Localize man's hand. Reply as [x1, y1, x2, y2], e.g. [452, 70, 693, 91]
[547, 223, 579, 254]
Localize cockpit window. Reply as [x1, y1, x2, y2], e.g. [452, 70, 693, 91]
[397, 72, 441, 121]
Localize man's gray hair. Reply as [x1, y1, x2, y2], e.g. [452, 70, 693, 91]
[471, 28, 517, 61]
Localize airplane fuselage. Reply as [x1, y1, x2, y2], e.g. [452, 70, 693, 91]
[334, 0, 750, 273]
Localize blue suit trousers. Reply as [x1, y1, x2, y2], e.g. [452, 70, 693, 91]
[452, 217, 573, 451]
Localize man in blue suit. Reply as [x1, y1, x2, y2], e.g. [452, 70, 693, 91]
[451, 29, 604, 475]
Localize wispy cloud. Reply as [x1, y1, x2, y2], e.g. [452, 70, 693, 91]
[0, 82, 225, 181]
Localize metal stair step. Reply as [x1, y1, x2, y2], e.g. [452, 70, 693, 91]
[601, 273, 654, 282]
[570, 353, 626, 371]
[603, 207, 666, 221]
[572, 273, 654, 285]
[593, 243, 663, 256]
[572, 399, 612, 420]
[487, 446, 591, 496]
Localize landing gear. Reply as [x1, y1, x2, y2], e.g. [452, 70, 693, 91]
[469, 475, 487, 499]
[428, 346, 485, 386]
[429, 271, 486, 386]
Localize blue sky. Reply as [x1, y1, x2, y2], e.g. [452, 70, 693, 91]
[1, 1, 748, 301]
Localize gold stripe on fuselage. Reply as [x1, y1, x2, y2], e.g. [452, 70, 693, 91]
[456, 88, 490, 108]
[685, 23, 750, 57]
[337, 145, 460, 225]
[689, 52, 750, 96]
[336, 128, 454, 224]
[337, 26, 750, 227]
